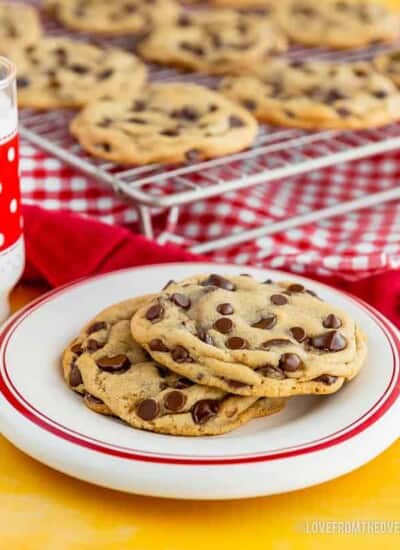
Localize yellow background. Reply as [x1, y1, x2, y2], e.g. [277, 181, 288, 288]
[2, 1, 400, 547]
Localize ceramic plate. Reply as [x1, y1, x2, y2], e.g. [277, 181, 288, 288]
[0, 263, 399, 500]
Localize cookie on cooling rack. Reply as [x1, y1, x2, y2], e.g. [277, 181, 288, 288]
[70, 82, 258, 165]
[374, 50, 400, 87]
[274, 0, 399, 49]
[220, 58, 400, 130]
[130, 274, 367, 398]
[63, 296, 285, 436]
[44, 0, 179, 36]
[0, 1, 42, 52]
[137, 9, 287, 75]
[5, 37, 147, 110]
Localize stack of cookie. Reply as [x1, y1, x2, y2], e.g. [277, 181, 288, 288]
[3, 0, 400, 166]
[63, 273, 367, 436]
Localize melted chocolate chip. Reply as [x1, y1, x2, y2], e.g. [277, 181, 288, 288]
[96, 354, 131, 373]
[133, 99, 146, 111]
[17, 76, 30, 88]
[373, 90, 388, 99]
[197, 328, 215, 345]
[324, 88, 348, 104]
[172, 106, 199, 121]
[213, 318, 233, 334]
[98, 68, 114, 80]
[71, 343, 83, 355]
[69, 64, 89, 74]
[257, 364, 286, 379]
[85, 393, 104, 405]
[149, 339, 169, 352]
[161, 128, 180, 137]
[279, 353, 303, 372]
[322, 314, 342, 329]
[191, 399, 220, 425]
[145, 303, 163, 322]
[271, 294, 288, 306]
[242, 98, 257, 111]
[262, 339, 291, 349]
[171, 293, 191, 309]
[164, 390, 187, 412]
[310, 331, 347, 352]
[202, 274, 236, 290]
[226, 336, 247, 350]
[228, 115, 245, 128]
[179, 41, 204, 56]
[69, 363, 83, 387]
[178, 13, 192, 26]
[289, 327, 307, 342]
[86, 338, 103, 352]
[87, 321, 107, 335]
[171, 346, 192, 363]
[314, 374, 338, 385]
[252, 314, 277, 330]
[217, 303, 234, 315]
[287, 283, 305, 293]
[137, 398, 160, 421]
[173, 377, 194, 389]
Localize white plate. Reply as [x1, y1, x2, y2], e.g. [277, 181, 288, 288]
[0, 263, 399, 500]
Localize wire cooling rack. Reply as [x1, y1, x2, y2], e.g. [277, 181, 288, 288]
[18, 0, 400, 248]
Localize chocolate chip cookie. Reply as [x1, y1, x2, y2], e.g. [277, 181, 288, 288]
[275, 0, 399, 49]
[5, 37, 147, 110]
[137, 9, 287, 75]
[220, 58, 400, 130]
[44, 0, 179, 36]
[70, 82, 258, 165]
[0, 2, 42, 52]
[63, 296, 285, 436]
[130, 274, 367, 398]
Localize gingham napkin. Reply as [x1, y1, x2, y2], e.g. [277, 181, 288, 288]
[20, 141, 400, 281]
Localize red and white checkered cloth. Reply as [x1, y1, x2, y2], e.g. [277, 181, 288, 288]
[20, 140, 400, 281]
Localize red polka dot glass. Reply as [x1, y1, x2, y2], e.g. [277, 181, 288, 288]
[0, 57, 24, 323]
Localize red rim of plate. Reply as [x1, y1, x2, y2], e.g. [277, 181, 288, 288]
[0, 266, 399, 466]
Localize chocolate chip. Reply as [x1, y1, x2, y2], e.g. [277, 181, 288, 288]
[85, 393, 104, 405]
[86, 338, 103, 352]
[69, 363, 83, 387]
[213, 318, 233, 334]
[161, 128, 180, 137]
[179, 41, 204, 56]
[290, 327, 306, 342]
[185, 149, 200, 162]
[98, 68, 114, 80]
[171, 293, 191, 309]
[98, 142, 111, 153]
[162, 279, 174, 290]
[137, 398, 160, 421]
[164, 390, 187, 412]
[133, 99, 146, 111]
[173, 377, 194, 389]
[16, 76, 30, 88]
[177, 13, 192, 26]
[228, 115, 245, 128]
[96, 354, 131, 373]
[209, 103, 219, 112]
[127, 117, 147, 124]
[149, 339, 169, 352]
[226, 336, 247, 350]
[217, 303, 234, 315]
[257, 364, 286, 379]
[97, 117, 112, 128]
[252, 314, 277, 330]
[322, 314, 342, 329]
[263, 279, 273, 284]
[310, 331, 347, 352]
[324, 88, 348, 104]
[197, 328, 215, 345]
[337, 107, 351, 118]
[289, 59, 304, 68]
[242, 98, 257, 111]
[373, 90, 388, 99]
[71, 343, 83, 355]
[171, 346, 192, 363]
[271, 294, 288, 305]
[145, 303, 163, 322]
[202, 274, 236, 290]
[287, 284, 304, 293]
[87, 321, 107, 335]
[262, 338, 291, 349]
[313, 374, 338, 385]
[279, 353, 303, 372]
[172, 106, 199, 121]
[157, 366, 170, 378]
[191, 399, 220, 425]
[69, 64, 89, 74]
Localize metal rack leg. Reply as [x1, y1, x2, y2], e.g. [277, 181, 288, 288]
[136, 205, 154, 240]
[190, 186, 400, 254]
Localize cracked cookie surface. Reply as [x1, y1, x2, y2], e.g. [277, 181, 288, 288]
[131, 274, 367, 397]
[70, 82, 258, 165]
[220, 58, 400, 130]
[63, 296, 285, 436]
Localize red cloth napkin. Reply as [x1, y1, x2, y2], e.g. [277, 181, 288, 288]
[23, 204, 400, 328]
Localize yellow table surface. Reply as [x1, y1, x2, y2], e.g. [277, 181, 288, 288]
[3, 1, 400, 546]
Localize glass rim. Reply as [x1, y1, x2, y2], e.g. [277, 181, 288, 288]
[0, 56, 16, 90]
